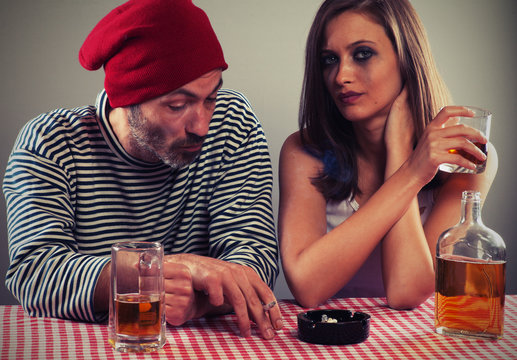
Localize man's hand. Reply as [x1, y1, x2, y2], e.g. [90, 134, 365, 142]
[163, 254, 283, 340]
[163, 262, 199, 325]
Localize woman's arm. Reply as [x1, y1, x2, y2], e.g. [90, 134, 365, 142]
[381, 100, 498, 309]
[279, 107, 496, 309]
[379, 91, 434, 309]
[279, 132, 427, 308]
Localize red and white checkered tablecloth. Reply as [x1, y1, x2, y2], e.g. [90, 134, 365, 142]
[1, 296, 516, 359]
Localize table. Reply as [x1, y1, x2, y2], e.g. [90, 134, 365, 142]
[1, 296, 516, 359]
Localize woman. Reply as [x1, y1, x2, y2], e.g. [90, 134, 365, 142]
[278, 0, 497, 309]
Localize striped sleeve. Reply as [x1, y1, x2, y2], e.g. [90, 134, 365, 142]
[3, 111, 108, 322]
[207, 90, 278, 288]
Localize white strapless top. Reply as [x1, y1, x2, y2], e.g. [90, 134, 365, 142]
[326, 190, 435, 298]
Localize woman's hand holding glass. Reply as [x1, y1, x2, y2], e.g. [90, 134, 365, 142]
[406, 106, 487, 186]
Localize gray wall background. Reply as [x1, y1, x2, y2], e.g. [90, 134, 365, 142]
[1, 0, 515, 305]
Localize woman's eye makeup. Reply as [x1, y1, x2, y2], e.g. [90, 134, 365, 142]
[321, 53, 338, 66]
[353, 46, 375, 62]
[321, 46, 375, 67]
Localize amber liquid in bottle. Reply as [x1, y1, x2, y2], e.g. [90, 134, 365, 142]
[435, 255, 505, 339]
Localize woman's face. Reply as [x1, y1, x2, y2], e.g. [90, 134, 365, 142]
[321, 10, 403, 124]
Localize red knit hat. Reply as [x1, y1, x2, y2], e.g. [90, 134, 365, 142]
[79, 0, 228, 107]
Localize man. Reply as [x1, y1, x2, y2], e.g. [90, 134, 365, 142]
[3, 0, 282, 340]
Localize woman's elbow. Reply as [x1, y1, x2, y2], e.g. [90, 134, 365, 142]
[294, 292, 325, 309]
[288, 281, 329, 309]
[386, 281, 434, 310]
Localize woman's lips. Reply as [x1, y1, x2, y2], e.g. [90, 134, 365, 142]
[338, 91, 362, 104]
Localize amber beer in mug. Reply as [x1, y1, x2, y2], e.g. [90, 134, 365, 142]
[115, 294, 162, 337]
[438, 106, 491, 174]
[108, 242, 166, 352]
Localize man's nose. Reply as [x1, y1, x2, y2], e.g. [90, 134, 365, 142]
[186, 104, 212, 137]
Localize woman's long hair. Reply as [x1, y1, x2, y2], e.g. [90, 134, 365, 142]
[300, 0, 451, 201]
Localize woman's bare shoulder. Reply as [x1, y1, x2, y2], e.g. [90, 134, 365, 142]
[282, 131, 302, 150]
[281, 131, 320, 162]
[280, 131, 324, 186]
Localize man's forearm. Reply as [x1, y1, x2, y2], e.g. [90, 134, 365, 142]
[93, 262, 111, 313]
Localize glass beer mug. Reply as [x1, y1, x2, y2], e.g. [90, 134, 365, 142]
[435, 191, 506, 340]
[108, 241, 166, 352]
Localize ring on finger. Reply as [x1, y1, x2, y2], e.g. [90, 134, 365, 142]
[262, 300, 277, 311]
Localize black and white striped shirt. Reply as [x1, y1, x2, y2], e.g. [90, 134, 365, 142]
[3, 89, 278, 322]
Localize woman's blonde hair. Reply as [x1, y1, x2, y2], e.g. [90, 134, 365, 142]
[300, 0, 451, 201]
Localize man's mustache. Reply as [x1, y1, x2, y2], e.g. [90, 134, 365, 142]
[172, 133, 205, 148]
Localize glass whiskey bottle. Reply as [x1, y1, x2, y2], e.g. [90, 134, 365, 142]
[435, 190, 506, 340]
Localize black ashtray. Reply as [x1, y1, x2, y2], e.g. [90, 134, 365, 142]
[297, 309, 371, 345]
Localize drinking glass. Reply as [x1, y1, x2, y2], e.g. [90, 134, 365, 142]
[438, 106, 491, 174]
[108, 241, 166, 352]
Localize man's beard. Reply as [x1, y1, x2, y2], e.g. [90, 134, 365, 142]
[127, 105, 205, 169]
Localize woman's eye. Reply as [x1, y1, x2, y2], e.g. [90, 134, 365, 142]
[354, 47, 374, 62]
[321, 54, 338, 66]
